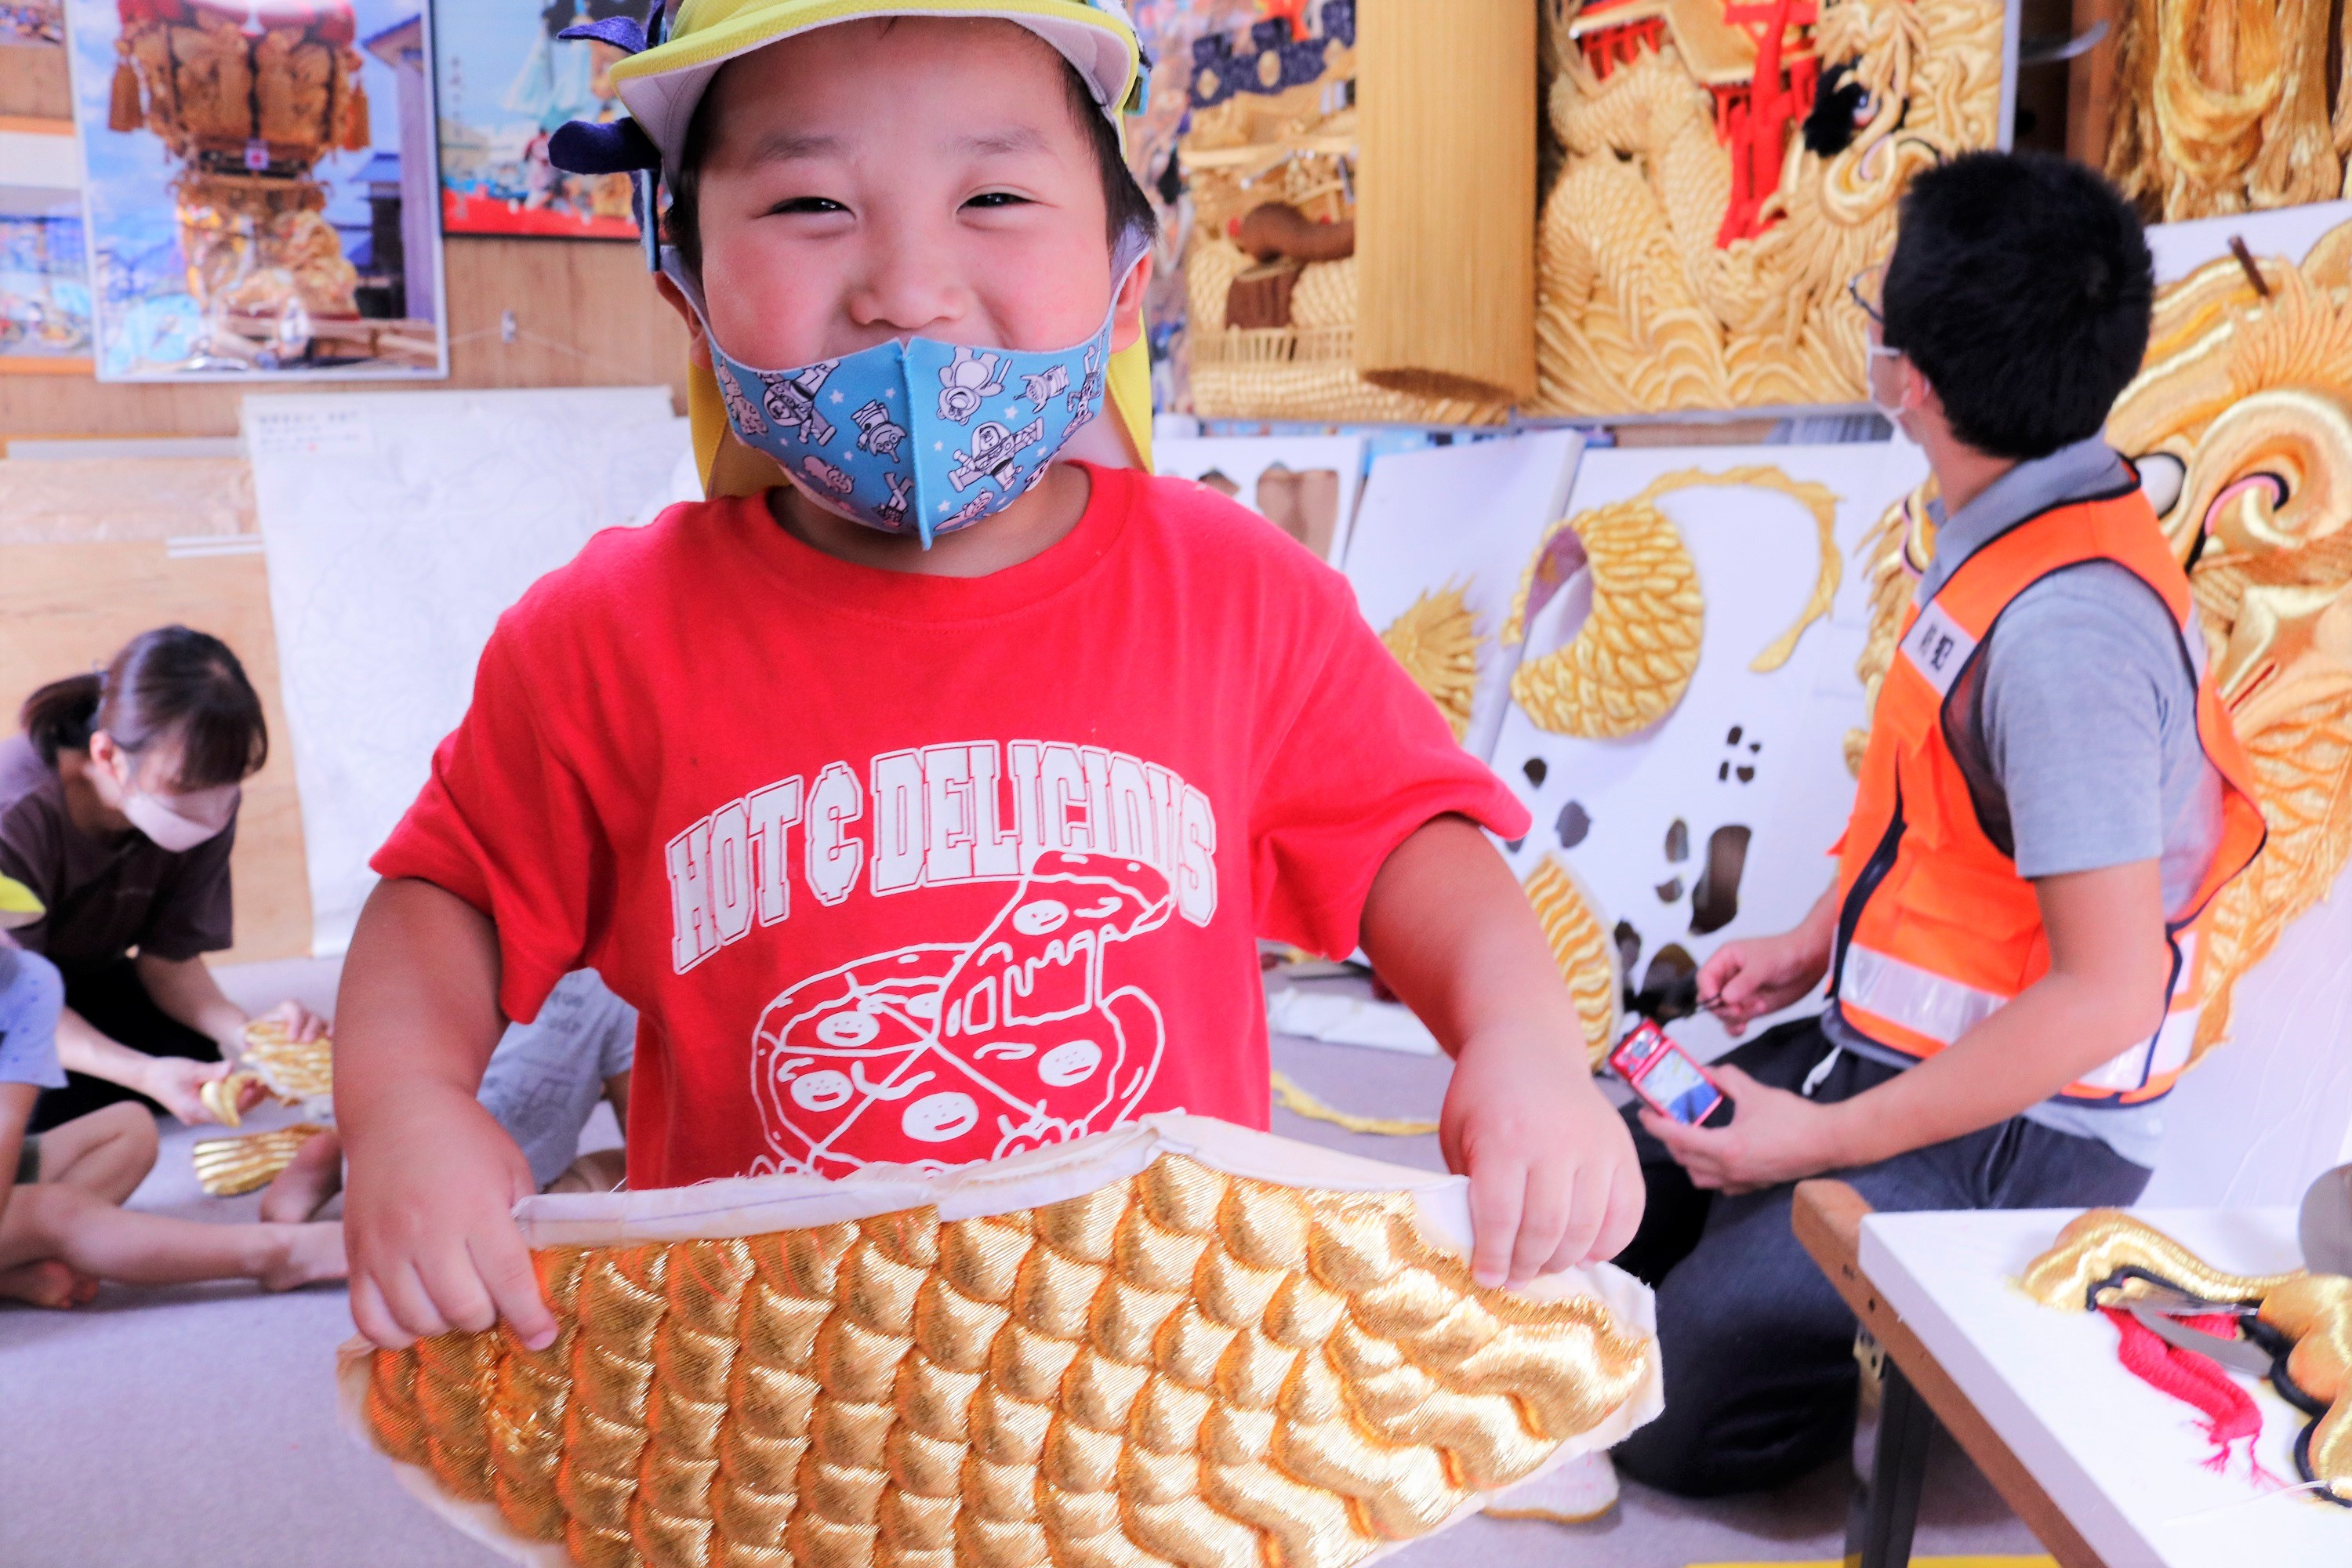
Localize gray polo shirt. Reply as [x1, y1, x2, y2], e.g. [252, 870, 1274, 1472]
[1821, 436, 2224, 1167]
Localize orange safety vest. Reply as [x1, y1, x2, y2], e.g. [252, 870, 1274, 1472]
[1829, 482, 2267, 1105]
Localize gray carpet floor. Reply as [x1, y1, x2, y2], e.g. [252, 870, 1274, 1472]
[0, 961, 2042, 1567]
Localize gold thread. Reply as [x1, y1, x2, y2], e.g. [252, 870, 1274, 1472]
[361, 1154, 1659, 1565]
[1520, 856, 1620, 1069]
[1267, 1071, 1439, 1138]
[1504, 465, 1838, 738]
[189, 1123, 327, 1196]
[1379, 583, 1484, 744]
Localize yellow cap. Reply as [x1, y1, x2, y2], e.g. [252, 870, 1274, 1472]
[613, 1, 1156, 492]
[0, 874, 42, 931]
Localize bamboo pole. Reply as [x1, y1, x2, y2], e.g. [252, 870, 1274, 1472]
[1354, 0, 1538, 406]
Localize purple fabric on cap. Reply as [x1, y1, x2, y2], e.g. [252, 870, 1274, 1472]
[547, 116, 662, 175]
[557, 16, 647, 53]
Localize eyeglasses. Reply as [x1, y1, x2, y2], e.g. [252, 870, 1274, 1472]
[1847, 263, 1886, 325]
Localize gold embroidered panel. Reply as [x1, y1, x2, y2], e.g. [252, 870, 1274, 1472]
[2105, 0, 2352, 223]
[1532, 0, 2008, 417]
[349, 1125, 1661, 1568]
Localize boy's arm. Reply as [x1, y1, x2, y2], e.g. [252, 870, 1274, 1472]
[336, 877, 557, 1349]
[1651, 858, 2169, 1189]
[1359, 815, 1642, 1287]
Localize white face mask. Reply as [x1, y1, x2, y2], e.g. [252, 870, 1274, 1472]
[122, 784, 238, 853]
[1867, 344, 1909, 423]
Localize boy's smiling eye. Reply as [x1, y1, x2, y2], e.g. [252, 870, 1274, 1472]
[964, 191, 1032, 209]
[770, 196, 848, 216]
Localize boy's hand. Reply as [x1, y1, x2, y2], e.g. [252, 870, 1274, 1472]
[343, 1087, 554, 1351]
[1440, 1026, 1641, 1289]
[1640, 1064, 1847, 1193]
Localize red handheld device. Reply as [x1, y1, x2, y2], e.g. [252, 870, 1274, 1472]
[1607, 1018, 1726, 1126]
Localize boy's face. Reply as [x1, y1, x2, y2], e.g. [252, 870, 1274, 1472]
[670, 19, 1147, 374]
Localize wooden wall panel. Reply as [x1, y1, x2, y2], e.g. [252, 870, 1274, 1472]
[0, 542, 313, 964]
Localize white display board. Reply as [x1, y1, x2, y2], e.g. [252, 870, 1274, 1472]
[1152, 434, 1367, 567]
[1490, 440, 1927, 1062]
[1864, 1206, 2348, 1568]
[2122, 200, 2352, 1203]
[2150, 867, 2352, 1207]
[245, 389, 691, 954]
[1341, 431, 1588, 763]
[2145, 199, 2352, 285]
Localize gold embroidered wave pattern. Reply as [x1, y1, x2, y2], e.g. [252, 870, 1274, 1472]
[1521, 855, 1621, 1070]
[362, 1155, 1655, 1568]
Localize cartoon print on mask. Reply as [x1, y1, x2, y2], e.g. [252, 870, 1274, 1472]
[1068, 343, 1102, 417]
[938, 489, 998, 531]
[851, 399, 908, 459]
[937, 346, 1007, 424]
[719, 364, 769, 437]
[749, 852, 1174, 1175]
[1020, 363, 1069, 412]
[761, 361, 839, 446]
[947, 419, 1046, 492]
[800, 456, 855, 496]
[878, 470, 915, 528]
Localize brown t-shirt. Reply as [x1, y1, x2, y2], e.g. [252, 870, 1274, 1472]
[0, 735, 235, 976]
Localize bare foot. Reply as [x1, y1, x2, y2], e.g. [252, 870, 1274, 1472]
[261, 1221, 348, 1292]
[259, 1128, 343, 1223]
[0, 1258, 100, 1309]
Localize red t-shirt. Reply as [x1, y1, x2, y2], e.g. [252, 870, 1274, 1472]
[375, 464, 1528, 1187]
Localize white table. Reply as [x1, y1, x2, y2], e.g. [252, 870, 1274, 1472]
[1824, 1196, 2351, 1566]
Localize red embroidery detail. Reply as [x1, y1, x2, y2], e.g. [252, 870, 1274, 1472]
[2103, 1308, 2285, 1488]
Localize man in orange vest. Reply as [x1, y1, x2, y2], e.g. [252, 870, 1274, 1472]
[1610, 151, 2267, 1497]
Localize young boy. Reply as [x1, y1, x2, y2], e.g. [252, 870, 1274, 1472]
[1611, 152, 2265, 1496]
[336, 1, 1639, 1353]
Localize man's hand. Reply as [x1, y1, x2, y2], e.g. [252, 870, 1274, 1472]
[1696, 887, 1838, 1036]
[1442, 1026, 1642, 1288]
[140, 1056, 261, 1125]
[1640, 1064, 1850, 1192]
[343, 1086, 554, 1350]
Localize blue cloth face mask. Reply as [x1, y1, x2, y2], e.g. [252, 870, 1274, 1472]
[666, 234, 1144, 547]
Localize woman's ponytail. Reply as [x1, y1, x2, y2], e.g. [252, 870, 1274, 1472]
[20, 673, 104, 766]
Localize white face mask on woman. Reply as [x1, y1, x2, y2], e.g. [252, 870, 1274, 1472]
[90, 731, 238, 852]
[121, 784, 238, 852]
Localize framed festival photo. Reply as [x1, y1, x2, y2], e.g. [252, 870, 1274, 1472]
[432, 0, 655, 240]
[62, 0, 449, 380]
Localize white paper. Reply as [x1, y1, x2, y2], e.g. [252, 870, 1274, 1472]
[1266, 986, 1442, 1055]
[2147, 862, 2352, 1206]
[245, 389, 691, 954]
[1152, 434, 1367, 567]
[1490, 441, 1926, 1062]
[1342, 432, 1588, 763]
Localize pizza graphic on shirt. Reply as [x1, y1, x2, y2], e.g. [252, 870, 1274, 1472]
[748, 851, 1174, 1175]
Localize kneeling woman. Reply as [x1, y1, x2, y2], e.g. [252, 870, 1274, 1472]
[2, 627, 324, 1132]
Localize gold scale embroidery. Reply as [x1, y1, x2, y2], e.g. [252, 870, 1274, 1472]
[363, 1155, 1654, 1568]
